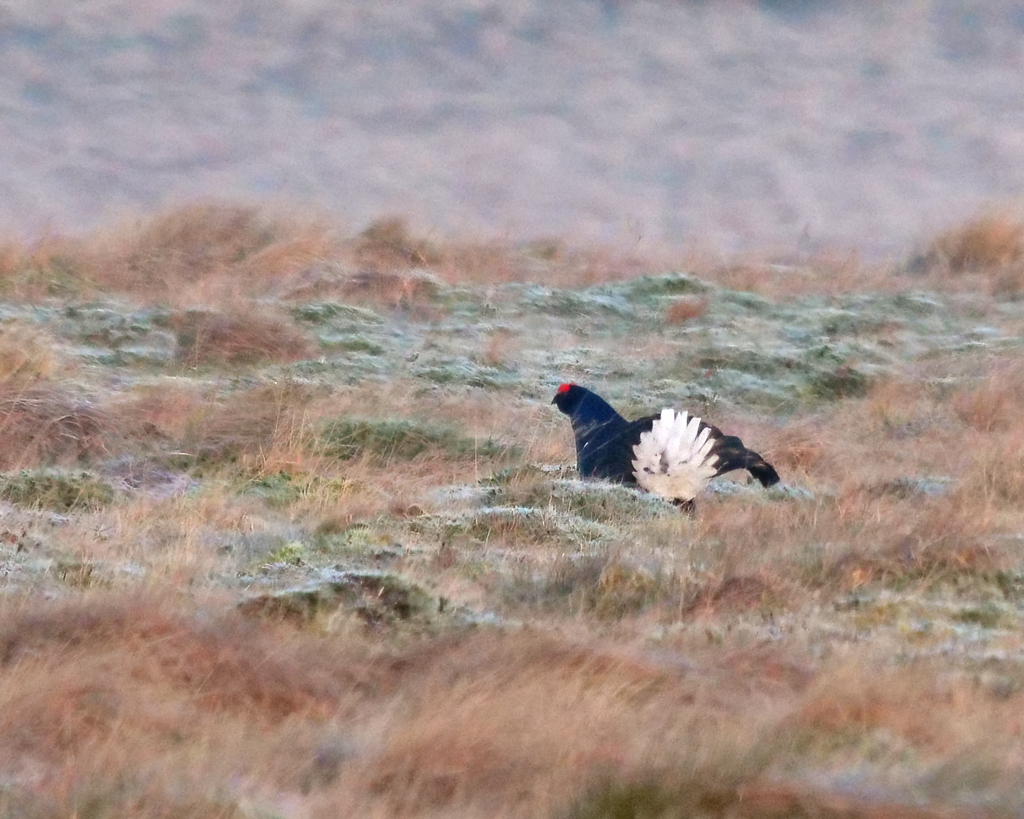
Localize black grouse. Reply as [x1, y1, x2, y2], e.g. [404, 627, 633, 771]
[552, 383, 779, 509]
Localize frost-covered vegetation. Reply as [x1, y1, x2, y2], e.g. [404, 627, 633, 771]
[2, 203, 1024, 817]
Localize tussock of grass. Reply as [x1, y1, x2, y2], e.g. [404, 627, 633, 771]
[805, 362, 870, 401]
[767, 426, 826, 474]
[951, 362, 1024, 432]
[239, 571, 436, 629]
[241, 471, 355, 509]
[487, 475, 675, 524]
[0, 232, 88, 300]
[0, 321, 59, 385]
[962, 447, 1024, 506]
[914, 211, 1024, 298]
[682, 573, 783, 617]
[689, 488, 1005, 601]
[358, 631, 738, 815]
[0, 595, 365, 760]
[792, 661, 973, 753]
[665, 295, 709, 324]
[588, 559, 680, 619]
[926, 212, 1024, 273]
[125, 203, 279, 282]
[0, 202, 336, 305]
[498, 551, 681, 618]
[170, 307, 315, 366]
[0, 383, 115, 469]
[355, 216, 440, 270]
[157, 381, 321, 474]
[416, 503, 611, 553]
[108, 202, 336, 301]
[499, 552, 609, 614]
[333, 267, 443, 308]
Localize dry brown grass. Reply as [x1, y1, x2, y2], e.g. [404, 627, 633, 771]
[0, 229, 92, 301]
[104, 378, 530, 526]
[0, 595, 356, 727]
[119, 379, 323, 474]
[0, 238, 21, 281]
[674, 363, 1024, 602]
[355, 216, 441, 271]
[170, 306, 316, 366]
[665, 296, 709, 324]
[927, 212, 1024, 273]
[702, 252, 898, 298]
[915, 211, 1024, 297]
[0, 321, 59, 385]
[9, 203, 1024, 311]
[951, 361, 1024, 433]
[687, 481, 1005, 605]
[1, 592, 1020, 818]
[961, 435, 1024, 508]
[436, 240, 664, 288]
[318, 214, 685, 291]
[123, 202, 280, 281]
[791, 658, 1024, 785]
[6, 203, 1024, 313]
[482, 328, 519, 368]
[763, 424, 827, 476]
[105, 202, 337, 302]
[1, 207, 665, 308]
[0, 202, 337, 306]
[0, 382, 117, 469]
[0, 592, 375, 816]
[331, 267, 445, 310]
[777, 371, 963, 486]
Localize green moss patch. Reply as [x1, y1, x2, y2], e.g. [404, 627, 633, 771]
[318, 418, 512, 463]
[0, 470, 116, 511]
[239, 570, 437, 629]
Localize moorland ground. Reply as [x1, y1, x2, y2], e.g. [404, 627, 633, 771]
[2, 203, 1024, 817]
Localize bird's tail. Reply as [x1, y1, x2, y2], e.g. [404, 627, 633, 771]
[631, 409, 719, 503]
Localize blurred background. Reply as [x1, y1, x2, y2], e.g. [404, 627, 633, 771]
[2, 0, 1023, 258]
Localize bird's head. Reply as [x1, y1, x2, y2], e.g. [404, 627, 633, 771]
[551, 382, 586, 415]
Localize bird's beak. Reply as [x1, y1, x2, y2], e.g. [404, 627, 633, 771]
[550, 395, 557, 404]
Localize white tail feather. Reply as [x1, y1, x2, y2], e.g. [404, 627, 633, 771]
[631, 409, 719, 502]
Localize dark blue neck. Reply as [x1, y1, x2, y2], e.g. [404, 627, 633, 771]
[568, 391, 629, 476]
[569, 390, 625, 429]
